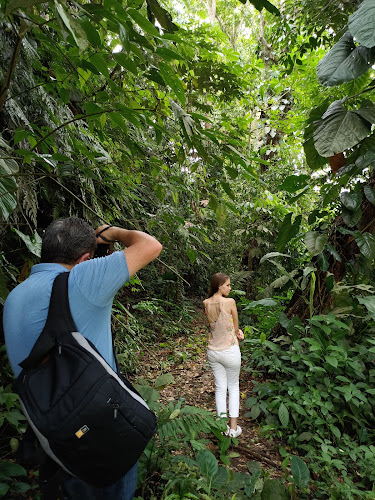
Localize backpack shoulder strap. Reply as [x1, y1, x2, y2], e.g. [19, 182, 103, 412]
[19, 272, 77, 371]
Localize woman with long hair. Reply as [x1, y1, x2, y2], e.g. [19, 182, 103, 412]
[203, 273, 244, 438]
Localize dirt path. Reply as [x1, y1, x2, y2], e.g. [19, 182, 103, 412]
[138, 308, 283, 477]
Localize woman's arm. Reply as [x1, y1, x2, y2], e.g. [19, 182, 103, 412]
[230, 299, 244, 340]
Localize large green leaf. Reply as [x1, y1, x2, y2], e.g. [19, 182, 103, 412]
[303, 103, 330, 170]
[305, 231, 328, 256]
[241, 0, 280, 16]
[349, 0, 375, 48]
[317, 32, 375, 87]
[89, 53, 110, 78]
[186, 248, 196, 264]
[128, 8, 160, 37]
[354, 231, 375, 259]
[342, 206, 362, 227]
[278, 174, 309, 193]
[12, 229, 42, 257]
[340, 190, 362, 211]
[355, 99, 375, 124]
[313, 100, 371, 157]
[159, 62, 186, 107]
[290, 455, 310, 488]
[196, 449, 218, 477]
[113, 53, 138, 75]
[211, 466, 229, 489]
[364, 185, 375, 205]
[275, 213, 301, 252]
[55, 1, 88, 51]
[0, 461, 27, 479]
[146, 0, 178, 32]
[357, 295, 375, 319]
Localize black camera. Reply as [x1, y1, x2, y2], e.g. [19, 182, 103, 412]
[94, 243, 110, 258]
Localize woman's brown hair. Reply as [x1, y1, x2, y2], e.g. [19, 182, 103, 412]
[207, 273, 230, 298]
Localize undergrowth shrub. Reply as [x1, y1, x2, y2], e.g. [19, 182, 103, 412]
[242, 306, 375, 499]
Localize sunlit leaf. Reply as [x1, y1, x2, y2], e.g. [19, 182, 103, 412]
[146, 0, 178, 32]
[113, 53, 138, 75]
[275, 213, 301, 252]
[12, 229, 42, 257]
[128, 8, 160, 37]
[186, 248, 196, 264]
[159, 61, 185, 107]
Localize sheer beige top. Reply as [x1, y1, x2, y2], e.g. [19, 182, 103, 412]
[204, 301, 239, 351]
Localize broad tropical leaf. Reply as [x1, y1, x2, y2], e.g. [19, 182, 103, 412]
[290, 455, 310, 488]
[342, 207, 362, 227]
[313, 100, 371, 157]
[340, 190, 362, 211]
[364, 185, 375, 205]
[349, 0, 375, 48]
[275, 213, 302, 252]
[305, 231, 328, 256]
[196, 449, 218, 477]
[303, 103, 330, 170]
[317, 32, 375, 87]
[278, 175, 309, 193]
[354, 231, 375, 259]
[357, 296, 375, 319]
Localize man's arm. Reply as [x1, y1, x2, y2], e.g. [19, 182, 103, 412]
[95, 225, 162, 277]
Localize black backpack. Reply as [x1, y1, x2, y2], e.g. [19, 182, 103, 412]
[13, 272, 157, 488]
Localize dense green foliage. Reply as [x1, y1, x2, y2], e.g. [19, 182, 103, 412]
[2, 0, 375, 498]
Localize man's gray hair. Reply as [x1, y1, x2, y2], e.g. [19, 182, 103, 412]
[41, 217, 97, 264]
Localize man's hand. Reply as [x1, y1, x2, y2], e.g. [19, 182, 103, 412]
[94, 225, 162, 276]
[95, 225, 116, 256]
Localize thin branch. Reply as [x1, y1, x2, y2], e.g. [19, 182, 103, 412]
[0, 19, 29, 111]
[31, 106, 159, 151]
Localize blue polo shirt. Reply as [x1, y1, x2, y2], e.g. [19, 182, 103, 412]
[3, 251, 129, 377]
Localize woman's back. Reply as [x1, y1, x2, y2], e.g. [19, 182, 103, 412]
[203, 298, 237, 351]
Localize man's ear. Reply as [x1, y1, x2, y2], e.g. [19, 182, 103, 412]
[77, 252, 91, 264]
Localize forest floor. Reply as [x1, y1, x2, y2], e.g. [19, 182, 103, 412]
[137, 306, 284, 479]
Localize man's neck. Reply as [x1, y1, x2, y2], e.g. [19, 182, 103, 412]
[56, 263, 75, 271]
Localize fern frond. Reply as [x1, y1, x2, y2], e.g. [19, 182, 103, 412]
[157, 405, 217, 443]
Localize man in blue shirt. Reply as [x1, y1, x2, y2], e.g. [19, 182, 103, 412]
[3, 217, 162, 499]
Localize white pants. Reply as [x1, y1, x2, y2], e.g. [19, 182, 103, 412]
[207, 345, 241, 418]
